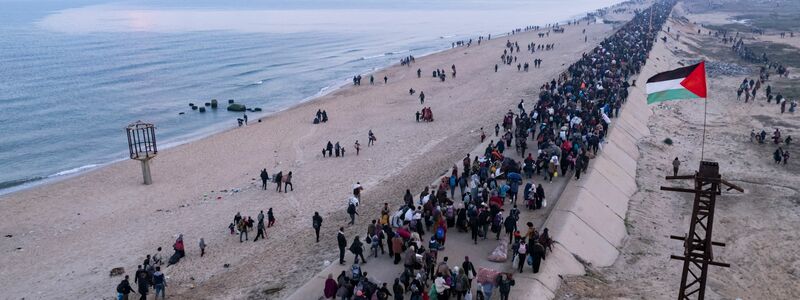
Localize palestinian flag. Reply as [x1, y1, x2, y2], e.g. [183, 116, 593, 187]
[646, 61, 707, 104]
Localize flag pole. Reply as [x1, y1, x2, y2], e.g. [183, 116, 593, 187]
[701, 97, 707, 161]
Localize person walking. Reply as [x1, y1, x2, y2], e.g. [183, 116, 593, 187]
[136, 270, 149, 300]
[355, 140, 361, 155]
[152, 267, 166, 300]
[199, 238, 206, 257]
[393, 278, 405, 300]
[116, 275, 135, 300]
[497, 273, 515, 300]
[274, 171, 283, 192]
[238, 218, 249, 242]
[672, 157, 681, 176]
[260, 169, 269, 190]
[337, 227, 347, 265]
[347, 198, 359, 225]
[267, 208, 276, 227]
[529, 240, 546, 273]
[461, 256, 478, 291]
[284, 171, 293, 192]
[391, 233, 403, 264]
[368, 130, 376, 146]
[349, 236, 367, 264]
[254, 218, 266, 241]
[324, 273, 338, 300]
[516, 240, 527, 272]
[313, 212, 323, 243]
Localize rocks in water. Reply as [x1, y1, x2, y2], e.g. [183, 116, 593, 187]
[211, 99, 218, 109]
[199, 107, 206, 113]
[228, 99, 235, 104]
[191, 105, 198, 110]
[4, 234, 12, 238]
[109, 267, 125, 277]
[254, 107, 262, 112]
[179, 112, 185, 115]
[189, 103, 194, 107]
[204, 102, 211, 106]
[246, 108, 254, 112]
[227, 103, 246, 112]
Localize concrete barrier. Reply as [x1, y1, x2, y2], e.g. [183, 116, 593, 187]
[523, 61, 666, 296]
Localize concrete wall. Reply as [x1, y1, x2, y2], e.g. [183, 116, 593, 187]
[524, 68, 658, 298]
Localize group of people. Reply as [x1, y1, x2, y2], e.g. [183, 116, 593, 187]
[401, 55, 416, 66]
[751, 128, 792, 165]
[416, 108, 434, 122]
[314, 109, 330, 124]
[325, 141, 350, 157]
[117, 235, 187, 299]
[229, 209, 276, 243]
[259, 169, 293, 192]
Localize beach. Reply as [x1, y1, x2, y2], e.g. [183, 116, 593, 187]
[0, 5, 639, 299]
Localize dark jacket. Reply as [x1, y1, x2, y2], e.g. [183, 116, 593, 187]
[337, 232, 347, 248]
[313, 214, 323, 228]
[349, 239, 364, 255]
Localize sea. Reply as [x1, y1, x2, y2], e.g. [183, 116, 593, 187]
[0, 0, 621, 194]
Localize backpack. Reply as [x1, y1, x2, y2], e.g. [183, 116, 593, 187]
[446, 207, 455, 219]
[518, 244, 527, 255]
[492, 214, 502, 227]
[365, 236, 373, 244]
[436, 227, 444, 239]
[352, 264, 362, 280]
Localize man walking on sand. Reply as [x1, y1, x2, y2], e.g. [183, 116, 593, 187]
[337, 227, 347, 264]
[313, 212, 323, 242]
[672, 157, 681, 176]
[260, 169, 269, 190]
[254, 217, 266, 241]
[152, 266, 167, 300]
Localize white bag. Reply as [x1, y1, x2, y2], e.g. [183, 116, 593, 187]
[464, 290, 473, 300]
[543, 198, 548, 208]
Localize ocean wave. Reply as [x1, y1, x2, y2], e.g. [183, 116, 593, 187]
[49, 164, 99, 177]
[344, 48, 363, 53]
[385, 49, 410, 56]
[0, 176, 45, 190]
[235, 69, 261, 77]
[360, 54, 386, 60]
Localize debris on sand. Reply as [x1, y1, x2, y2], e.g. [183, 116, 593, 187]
[686, 60, 751, 77]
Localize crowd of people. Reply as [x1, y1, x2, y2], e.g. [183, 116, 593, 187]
[315, 2, 675, 299]
[116, 236, 186, 299]
[114, 1, 677, 299]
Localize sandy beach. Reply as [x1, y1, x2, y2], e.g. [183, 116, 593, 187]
[0, 4, 642, 299]
[556, 1, 800, 299]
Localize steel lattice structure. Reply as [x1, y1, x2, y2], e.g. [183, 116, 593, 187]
[660, 161, 743, 300]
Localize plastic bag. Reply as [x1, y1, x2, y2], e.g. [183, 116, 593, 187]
[543, 198, 548, 208]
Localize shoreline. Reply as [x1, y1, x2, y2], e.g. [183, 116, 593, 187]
[0, 2, 636, 299]
[0, 10, 600, 197]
